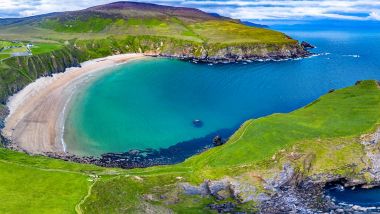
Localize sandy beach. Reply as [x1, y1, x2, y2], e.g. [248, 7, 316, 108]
[2, 53, 146, 154]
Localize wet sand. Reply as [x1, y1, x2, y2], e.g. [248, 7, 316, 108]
[2, 53, 146, 154]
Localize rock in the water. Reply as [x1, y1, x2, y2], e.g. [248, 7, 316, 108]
[301, 41, 315, 49]
[213, 135, 224, 146]
[192, 119, 203, 128]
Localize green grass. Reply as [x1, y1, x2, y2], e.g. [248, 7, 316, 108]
[0, 148, 127, 213]
[1, 47, 28, 54]
[0, 159, 89, 214]
[31, 43, 63, 54]
[1, 81, 380, 213]
[0, 54, 10, 60]
[1, 16, 297, 46]
[189, 20, 296, 45]
[0, 40, 22, 50]
[126, 18, 166, 27]
[40, 17, 113, 33]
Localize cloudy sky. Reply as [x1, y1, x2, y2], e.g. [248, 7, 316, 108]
[0, 0, 379, 22]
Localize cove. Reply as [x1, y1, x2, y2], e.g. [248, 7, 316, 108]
[64, 24, 380, 160]
[326, 184, 380, 208]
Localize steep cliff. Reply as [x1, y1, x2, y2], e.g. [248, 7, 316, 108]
[0, 47, 81, 104]
[74, 36, 309, 62]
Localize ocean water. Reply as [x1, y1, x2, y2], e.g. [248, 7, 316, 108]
[64, 23, 380, 158]
[326, 184, 380, 207]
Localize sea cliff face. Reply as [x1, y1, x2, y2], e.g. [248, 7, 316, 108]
[74, 36, 309, 63]
[0, 47, 81, 104]
[157, 43, 309, 62]
[0, 47, 82, 133]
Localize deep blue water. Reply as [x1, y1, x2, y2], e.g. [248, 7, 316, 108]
[326, 184, 380, 207]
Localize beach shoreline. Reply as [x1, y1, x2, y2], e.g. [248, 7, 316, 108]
[2, 53, 146, 154]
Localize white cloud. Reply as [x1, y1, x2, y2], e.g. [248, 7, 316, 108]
[0, 0, 379, 21]
[369, 11, 380, 20]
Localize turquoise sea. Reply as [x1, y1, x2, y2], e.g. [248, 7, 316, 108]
[65, 22, 380, 157]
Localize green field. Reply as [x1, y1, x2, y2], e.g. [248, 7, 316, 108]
[0, 40, 22, 50]
[0, 54, 10, 60]
[1, 46, 28, 54]
[0, 81, 379, 213]
[31, 43, 63, 55]
[0, 40, 25, 61]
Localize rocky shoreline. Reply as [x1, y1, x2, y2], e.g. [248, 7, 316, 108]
[148, 41, 313, 64]
[40, 128, 234, 169]
[179, 167, 380, 213]
[177, 126, 380, 213]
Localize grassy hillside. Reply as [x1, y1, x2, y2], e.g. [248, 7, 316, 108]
[0, 2, 299, 47]
[1, 80, 379, 213]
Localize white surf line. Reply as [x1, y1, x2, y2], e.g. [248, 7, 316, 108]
[343, 54, 360, 58]
[59, 89, 76, 153]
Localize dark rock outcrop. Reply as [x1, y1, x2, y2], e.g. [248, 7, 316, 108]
[192, 119, 203, 128]
[213, 135, 224, 146]
[208, 202, 236, 213]
[301, 41, 315, 49]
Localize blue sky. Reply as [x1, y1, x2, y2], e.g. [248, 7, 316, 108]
[0, 0, 379, 22]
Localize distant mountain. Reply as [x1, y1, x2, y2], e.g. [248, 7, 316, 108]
[0, 1, 309, 60]
[241, 21, 269, 28]
[0, 1, 306, 58]
[0, 2, 223, 27]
